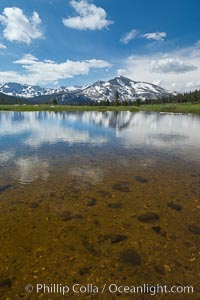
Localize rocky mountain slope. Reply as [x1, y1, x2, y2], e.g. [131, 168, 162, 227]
[0, 76, 171, 103]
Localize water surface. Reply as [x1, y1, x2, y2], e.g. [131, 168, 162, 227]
[0, 111, 200, 299]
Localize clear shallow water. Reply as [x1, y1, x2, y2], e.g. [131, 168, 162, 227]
[0, 111, 200, 185]
[0, 111, 200, 299]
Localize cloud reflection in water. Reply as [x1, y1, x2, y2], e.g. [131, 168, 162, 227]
[0, 111, 200, 184]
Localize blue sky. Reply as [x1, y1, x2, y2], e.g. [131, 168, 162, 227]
[0, 0, 199, 91]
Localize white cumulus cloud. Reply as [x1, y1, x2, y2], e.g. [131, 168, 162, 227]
[149, 58, 197, 74]
[143, 32, 167, 41]
[0, 7, 43, 44]
[186, 81, 200, 89]
[117, 41, 200, 92]
[0, 54, 112, 85]
[120, 29, 139, 44]
[63, 0, 113, 30]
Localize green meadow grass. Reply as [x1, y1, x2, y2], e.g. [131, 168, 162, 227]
[0, 103, 200, 114]
[139, 103, 200, 114]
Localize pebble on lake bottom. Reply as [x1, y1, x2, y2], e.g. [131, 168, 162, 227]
[0, 279, 12, 289]
[87, 198, 96, 206]
[28, 202, 39, 209]
[188, 223, 200, 234]
[60, 211, 72, 221]
[112, 181, 130, 192]
[135, 176, 149, 183]
[109, 234, 127, 244]
[138, 212, 159, 223]
[119, 249, 141, 266]
[107, 202, 123, 209]
[167, 202, 182, 211]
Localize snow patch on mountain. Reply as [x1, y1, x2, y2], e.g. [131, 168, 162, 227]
[0, 76, 172, 102]
[81, 76, 171, 101]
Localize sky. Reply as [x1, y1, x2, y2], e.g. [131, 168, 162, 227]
[0, 0, 199, 92]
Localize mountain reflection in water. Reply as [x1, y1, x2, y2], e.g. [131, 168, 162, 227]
[0, 111, 200, 185]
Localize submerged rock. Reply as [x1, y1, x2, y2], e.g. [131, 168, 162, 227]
[138, 212, 159, 223]
[73, 213, 84, 219]
[79, 267, 91, 276]
[119, 249, 141, 266]
[60, 211, 72, 221]
[154, 265, 165, 275]
[191, 174, 200, 178]
[28, 202, 39, 208]
[0, 278, 12, 288]
[98, 233, 127, 244]
[167, 202, 182, 211]
[94, 219, 101, 227]
[152, 226, 167, 237]
[110, 234, 127, 244]
[108, 202, 123, 209]
[60, 211, 84, 221]
[98, 234, 109, 243]
[87, 198, 96, 207]
[188, 223, 200, 234]
[112, 181, 130, 192]
[152, 226, 161, 234]
[82, 239, 99, 257]
[98, 190, 111, 197]
[0, 184, 12, 193]
[135, 176, 149, 183]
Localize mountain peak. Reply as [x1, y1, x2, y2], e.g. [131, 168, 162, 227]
[0, 76, 171, 103]
[109, 76, 135, 86]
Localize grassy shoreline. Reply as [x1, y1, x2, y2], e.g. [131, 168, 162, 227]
[0, 103, 200, 114]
